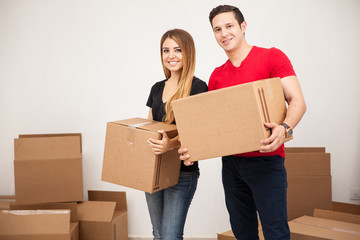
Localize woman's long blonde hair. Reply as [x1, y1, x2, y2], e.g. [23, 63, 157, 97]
[161, 29, 196, 123]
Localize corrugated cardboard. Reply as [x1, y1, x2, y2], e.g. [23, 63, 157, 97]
[172, 78, 290, 161]
[289, 215, 360, 240]
[102, 118, 180, 193]
[314, 209, 360, 225]
[0, 196, 15, 210]
[0, 209, 79, 240]
[14, 133, 83, 204]
[285, 151, 332, 220]
[77, 191, 128, 240]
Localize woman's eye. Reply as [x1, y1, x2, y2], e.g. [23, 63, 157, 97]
[175, 49, 182, 52]
[163, 49, 169, 53]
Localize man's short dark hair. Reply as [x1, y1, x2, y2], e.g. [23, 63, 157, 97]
[209, 5, 245, 27]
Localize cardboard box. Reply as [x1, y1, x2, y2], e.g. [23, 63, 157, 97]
[0, 209, 79, 240]
[14, 133, 83, 204]
[172, 78, 289, 161]
[77, 191, 128, 240]
[285, 150, 332, 220]
[289, 209, 360, 240]
[102, 118, 180, 193]
[285, 147, 326, 153]
[0, 196, 15, 210]
[218, 221, 264, 240]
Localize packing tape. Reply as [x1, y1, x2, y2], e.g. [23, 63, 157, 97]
[2, 209, 70, 215]
[128, 121, 154, 129]
[127, 121, 155, 147]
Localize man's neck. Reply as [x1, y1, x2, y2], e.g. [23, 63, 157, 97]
[226, 41, 252, 67]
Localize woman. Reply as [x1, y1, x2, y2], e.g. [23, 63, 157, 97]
[145, 29, 207, 240]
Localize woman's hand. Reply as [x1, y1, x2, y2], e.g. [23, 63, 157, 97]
[178, 146, 194, 166]
[147, 130, 172, 155]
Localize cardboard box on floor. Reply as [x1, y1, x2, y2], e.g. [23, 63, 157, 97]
[285, 147, 333, 220]
[0, 196, 15, 210]
[0, 209, 79, 240]
[77, 190, 128, 240]
[172, 78, 290, 162]
[289, 208, 360, 240]
[14, 133, 83, 204]
[102, 118, 180, 193]
[218, 221, 264, 240]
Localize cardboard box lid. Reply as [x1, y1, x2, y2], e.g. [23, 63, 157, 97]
[289, 216, 360, 240]
[10, 202, 78, 222]
[109, 118, 177, 133]
[172, 78, 287, 161]
[285, 153, 331, 176]
[88, 190, 127, 212]
[77, 201, 116, 222]
[14, 134, 82, 160]
[314, 209, 360, 225]
[0, 209, 70, 235]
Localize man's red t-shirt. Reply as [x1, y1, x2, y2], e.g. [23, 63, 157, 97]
[208, 46, 296, 158]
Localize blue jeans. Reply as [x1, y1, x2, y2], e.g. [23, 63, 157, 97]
[145, 170, 199, 240]
[222, 155, 290, 240]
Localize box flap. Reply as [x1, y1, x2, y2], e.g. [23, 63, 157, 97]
[0, 210, 70, 235]
[333, 202, 360, 215]
[109, 118, 177, 133]
[14, 135, 82, 160]
[11, 202, 78, 222]
[289, 216, 360, 240]
[314, 209, 360, 225]
[88, 191, 127, 211]
[77, 201, 115, 222]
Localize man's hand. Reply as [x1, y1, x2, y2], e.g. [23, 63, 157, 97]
[178, 147, 194, 166]
[260, 122, 285, 153]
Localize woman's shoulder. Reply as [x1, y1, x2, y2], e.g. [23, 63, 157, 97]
[192, 76, 207, 86]
[150, 79, 167, 91]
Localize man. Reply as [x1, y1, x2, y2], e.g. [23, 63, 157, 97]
[179, 5, 306, 240]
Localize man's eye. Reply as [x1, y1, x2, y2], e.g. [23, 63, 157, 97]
[227, 25, 233, 28]
[214, 28, 220, 32]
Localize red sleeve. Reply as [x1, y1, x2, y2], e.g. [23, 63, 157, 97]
[268, 48, 296, 78]
[208, 71, 217, 91]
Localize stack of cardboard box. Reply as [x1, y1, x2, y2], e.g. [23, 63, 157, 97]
[0, 134, 128, 240]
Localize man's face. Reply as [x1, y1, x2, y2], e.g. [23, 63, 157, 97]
[212, 12, 245, 52]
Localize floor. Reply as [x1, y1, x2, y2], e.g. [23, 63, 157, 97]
[129, 238, 217, 240]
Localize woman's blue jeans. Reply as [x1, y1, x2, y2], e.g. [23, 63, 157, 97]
[145, 170, 199, 240]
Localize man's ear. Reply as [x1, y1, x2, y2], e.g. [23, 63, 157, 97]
[240, 21, 247, 32]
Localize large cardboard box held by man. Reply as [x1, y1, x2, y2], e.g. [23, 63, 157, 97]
[285, 147, 332, 220]
[77, 191, 128, 240]
[102, 118, 180, 193]
[0, 209, 79, 240]
[14, 133, 83, 204]
[172, 78, 289, 161]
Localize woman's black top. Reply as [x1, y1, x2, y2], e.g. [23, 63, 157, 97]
[146, 76, 208, 172]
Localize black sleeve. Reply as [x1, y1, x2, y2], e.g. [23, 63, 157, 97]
[190, 77, 208, 96]
[146, 83, 156, 108]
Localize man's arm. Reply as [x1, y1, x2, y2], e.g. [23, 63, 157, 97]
[260, 75, 307, 152]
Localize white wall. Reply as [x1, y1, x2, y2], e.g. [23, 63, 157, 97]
[1, 0, 359, 237]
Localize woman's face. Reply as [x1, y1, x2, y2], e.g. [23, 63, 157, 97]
[162, 38, 183, 74]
